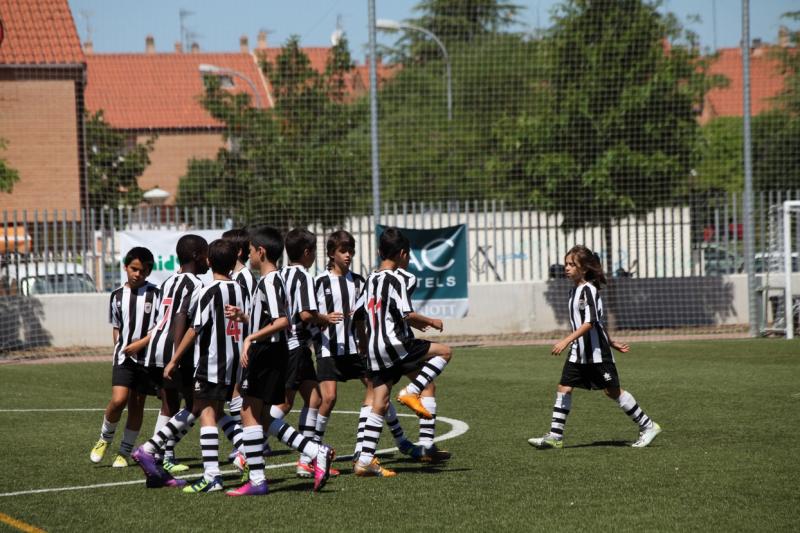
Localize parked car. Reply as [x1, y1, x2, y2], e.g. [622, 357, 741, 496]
[701, 244, 743, 276]
[0, 261, 97, 295]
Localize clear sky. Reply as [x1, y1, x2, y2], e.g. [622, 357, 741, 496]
[68, 0, 797, 60]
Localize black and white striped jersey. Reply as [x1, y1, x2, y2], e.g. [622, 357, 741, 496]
[144, 273, 204, 368]
[567, 282, 614, 364]
[233, 266, 256, 296]
[281, 265, 318, 350]
[314, 270, 365, 357]
[109, 282, 159, 366]
[354, 269, 413, 371]
[192, 280, 249, 385]
[250, 271, 289, 345]
[395, 267, 417, 297]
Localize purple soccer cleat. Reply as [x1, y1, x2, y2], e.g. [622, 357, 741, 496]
[132, 446, 160, 477]
[226, 481, 268, 497]
[313, 444, 335, 492]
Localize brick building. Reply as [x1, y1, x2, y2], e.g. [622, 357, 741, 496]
[0, 0, 86, 217]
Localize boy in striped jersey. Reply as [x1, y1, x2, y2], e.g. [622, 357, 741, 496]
[278, 228, 342, 478]
[353, 228, 454, 477]
[157, 239, 248, 493]
[221, 228, 255, 458]
[139, 235, 208, 474]
[393, 266, 451, 463]
[226, 225, 334, 496]
[314, 231, 420, 464]
[90, 247, 159, 468]
[528, 245, 661, 450]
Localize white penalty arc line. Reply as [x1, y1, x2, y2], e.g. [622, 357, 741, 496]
[0, 410, 469, 498]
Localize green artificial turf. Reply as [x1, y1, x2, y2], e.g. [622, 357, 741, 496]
[0, 340, 798, 532]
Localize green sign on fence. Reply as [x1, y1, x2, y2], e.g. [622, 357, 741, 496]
[377, 224, 469, 318]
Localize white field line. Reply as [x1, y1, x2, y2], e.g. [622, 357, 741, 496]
[0, 409, 469, 498]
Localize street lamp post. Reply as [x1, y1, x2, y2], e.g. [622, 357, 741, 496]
[198, 63, 264, 108]
[376, 18, 452, 121]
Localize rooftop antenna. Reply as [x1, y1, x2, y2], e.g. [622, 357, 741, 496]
[179, 8, 195, 50]
[79, 10, 93, 43]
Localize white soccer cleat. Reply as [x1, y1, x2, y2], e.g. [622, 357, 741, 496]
[632, 422, 662, 448]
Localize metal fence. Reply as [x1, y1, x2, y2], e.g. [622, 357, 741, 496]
[1, 190, 798, 296]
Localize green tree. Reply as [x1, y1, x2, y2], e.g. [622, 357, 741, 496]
[178, 35, 365, 228]
[86, 111, 155, 209]
[0, 138, 20, 193]
[491, 0, 724, 268]
[694, 117, 743, 194]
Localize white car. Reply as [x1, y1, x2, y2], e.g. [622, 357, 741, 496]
[0, 261, 97, 295]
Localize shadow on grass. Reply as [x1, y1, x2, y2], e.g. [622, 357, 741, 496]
[564, 440, 629, 448]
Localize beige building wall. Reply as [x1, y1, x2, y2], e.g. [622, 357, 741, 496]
[136, 132, 224, 205]
[0, 80, 82, 215]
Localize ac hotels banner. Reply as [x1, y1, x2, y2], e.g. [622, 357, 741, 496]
[378, 224, 469, 318]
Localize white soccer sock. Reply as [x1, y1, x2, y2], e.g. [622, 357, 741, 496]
[315, 414, 329, 442]
[405, 356, 448, 395]
[358, 412, 384, 466]
[155, 414, 170, 433]
[242, 425, 266, 486]
[354, 405, 371, 455]
[617, 391, 652, 430]
[419, 396, 437, 449]
[298, 407, 318, 465]
[385, 403, 408, 445]
[100, 417, 118, 443]
[268, 418, 320, 459]
[200, 426, 220, 482]
[269, 405, 285, 420]
[548, 392, 571, 439]
[119, 428, 139, 457]
[228, 395, 243, 425]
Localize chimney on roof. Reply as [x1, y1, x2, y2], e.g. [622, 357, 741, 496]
[779, 26, 791, 48]
[174, 41, 183, 53]
[145, 35, 155, 54]
[752, 37, 764, 57]
[240, 35, 249, 53]
[190, 42, 200, 54]
[257, 30, 268, 50]
[83, 41, 93, 54]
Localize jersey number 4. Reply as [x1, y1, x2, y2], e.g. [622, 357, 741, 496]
[226, 320, 241, 342]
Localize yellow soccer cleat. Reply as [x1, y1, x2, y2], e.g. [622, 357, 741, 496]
[90, 439, 108, 463]
[396, 391, 433, 420]
[111, 454, 129, 468]
[354, 457, 397, 478]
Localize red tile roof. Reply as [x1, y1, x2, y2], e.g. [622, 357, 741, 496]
[86, 48, 399, 130]
[703, 46, 788, 121]
[85, 53, 271, 130]
[0, 0, 84, 65]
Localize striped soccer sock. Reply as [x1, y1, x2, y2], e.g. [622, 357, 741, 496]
[549, 392, 571, 439]
[242, 425, 266, 486]
[617, 391, 653, 430]
[268, 419, 320, 459]
[298, 407, 318, 465]
[419, 396, 437, 449]
[119, 428, 139, 457]
[405, 356, 448, 395]
[385, 402, 408, 446]
[218, 414, 243, 451]
[315, 414, 329, 442]
[200, 426, 220, 482]
[100, 417, 118, 443]
[358, 412, 384, 466]
[143, 409, 195, 454]
[228, 395, 243, 425]
[354, 404, 371, 456]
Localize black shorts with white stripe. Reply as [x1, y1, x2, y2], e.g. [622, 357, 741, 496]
[367, 339, 431, 387]
[559, 360, 620, 390]
[241, 342, 288, 405]
[316, 354, 366, 383]
[285, 345, 317, 389]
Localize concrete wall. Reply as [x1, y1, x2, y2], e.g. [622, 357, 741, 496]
[5, 273, 799, 349]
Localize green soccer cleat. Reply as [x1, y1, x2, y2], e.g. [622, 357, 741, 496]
[111, 454, 129, 468]
[182, 475, 223, 493]
[527, 434, 564, 449]
[163, 458, 190, 473]
[90, 439, 109, 463]
[632, 422, 662, 448]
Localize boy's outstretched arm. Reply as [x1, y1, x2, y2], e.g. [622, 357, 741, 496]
[406, 312, 443, 332]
